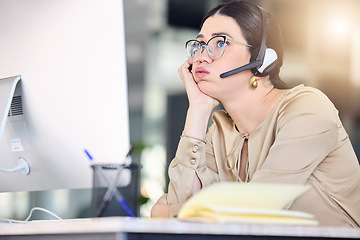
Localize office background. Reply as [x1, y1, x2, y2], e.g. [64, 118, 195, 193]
[1, 0, 360, 219]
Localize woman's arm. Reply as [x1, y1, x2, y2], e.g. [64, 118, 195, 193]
[172, 60, 219, 196]
[150, 194, 169, 218]
[151, 61, 220, 217]
[178, 60, 219, 140]
[165, 133, 219, 217]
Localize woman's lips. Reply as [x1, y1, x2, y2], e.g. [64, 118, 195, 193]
[195, 67, 209, 78]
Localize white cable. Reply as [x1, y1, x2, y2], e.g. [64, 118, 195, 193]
[0, 166, 24, 173]
[0, 207, 62, 224]
[0, 218, 27, 224]
[0, 158, 30, 175]
[24, 207, 62, 221]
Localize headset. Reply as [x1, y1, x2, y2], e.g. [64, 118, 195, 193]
[220, 7, 278, 78]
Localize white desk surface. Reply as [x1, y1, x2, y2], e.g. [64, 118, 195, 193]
[1, 217, 360, 238]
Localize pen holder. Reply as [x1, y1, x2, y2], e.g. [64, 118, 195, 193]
[91, 163, 142, 217]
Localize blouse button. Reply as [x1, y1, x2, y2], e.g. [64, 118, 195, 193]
[190, 159, 196, 165]
[192, 145, 199, 153]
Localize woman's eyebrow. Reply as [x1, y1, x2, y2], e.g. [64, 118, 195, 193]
[196, 34, 204, 39]
[196, 32, 234, 39]
[212, 32, 234, 38]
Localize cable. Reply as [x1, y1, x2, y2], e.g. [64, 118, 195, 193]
[0, 158, 30, 175]
[0, 207, 62, 224]
[24, 207, 62, 221]
[0, 166, 24, 173]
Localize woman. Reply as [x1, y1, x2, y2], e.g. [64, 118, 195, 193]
[151, 0, 360, 227]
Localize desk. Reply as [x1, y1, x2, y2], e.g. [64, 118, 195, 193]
[1, 217, 360, 240]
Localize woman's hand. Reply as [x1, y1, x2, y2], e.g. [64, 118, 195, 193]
[178, 60, 219, 109]
[178, 60, 219, 139]
[150, 194, 170, 218]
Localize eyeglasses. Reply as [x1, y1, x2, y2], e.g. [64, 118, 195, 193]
[185, 35, 252, 63]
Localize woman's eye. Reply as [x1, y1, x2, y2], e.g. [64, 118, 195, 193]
[192, 42, 200, 48]
[216, 40, 226, 48]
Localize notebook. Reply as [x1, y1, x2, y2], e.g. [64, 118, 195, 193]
[177, 182, 318, 225]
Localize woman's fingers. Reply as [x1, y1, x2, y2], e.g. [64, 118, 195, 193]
[178, 60, 193, 83]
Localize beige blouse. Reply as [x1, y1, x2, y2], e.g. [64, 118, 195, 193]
[166, 85, 360, 227]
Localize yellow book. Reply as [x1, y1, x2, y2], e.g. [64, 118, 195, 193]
[177, 182, 318, 225]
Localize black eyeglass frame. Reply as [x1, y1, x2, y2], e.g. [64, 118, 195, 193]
[185, 35, 252, 62]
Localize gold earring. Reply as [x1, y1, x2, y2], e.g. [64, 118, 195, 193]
[249, 75, 258, 88]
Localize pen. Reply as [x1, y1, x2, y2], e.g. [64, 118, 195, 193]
[99, 168, 136, 217]
[84, 149, 136, 217]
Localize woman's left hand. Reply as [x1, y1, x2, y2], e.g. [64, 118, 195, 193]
[150, 194, 170, 218]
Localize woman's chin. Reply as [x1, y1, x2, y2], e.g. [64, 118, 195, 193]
[198, 83, 217, 99]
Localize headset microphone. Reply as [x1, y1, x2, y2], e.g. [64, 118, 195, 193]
[220, 60, 262, 78]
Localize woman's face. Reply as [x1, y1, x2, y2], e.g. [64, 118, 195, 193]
[192, 15, 252, 100]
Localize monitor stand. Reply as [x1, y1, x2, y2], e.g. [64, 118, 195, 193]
[0, 75, 30, 175]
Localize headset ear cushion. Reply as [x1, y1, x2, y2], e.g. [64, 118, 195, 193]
[259, 48, 278, 75]
[252, 48, 278, 77]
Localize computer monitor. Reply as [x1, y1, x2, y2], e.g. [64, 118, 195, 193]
[0, 0, 131, 192]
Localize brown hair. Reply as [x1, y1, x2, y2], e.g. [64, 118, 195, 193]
[200, 1, 287, 89]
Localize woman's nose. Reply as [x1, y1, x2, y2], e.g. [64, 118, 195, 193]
[197, 46, 213, 63]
